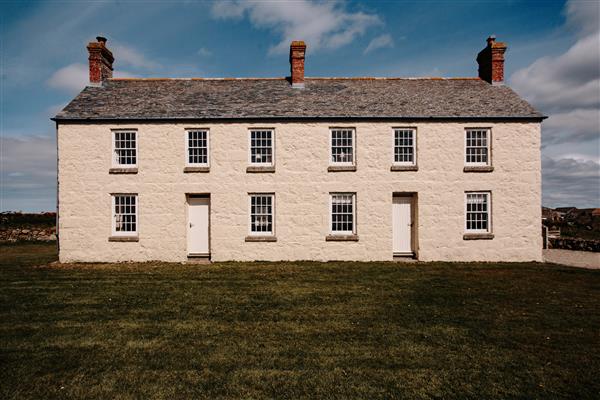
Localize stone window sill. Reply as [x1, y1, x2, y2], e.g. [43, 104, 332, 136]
[328, 165, 357, 172]
[245, 236, 277, 242]
[109, 167, 138, 174]
[391, 165, 418, 172]
[246, 166, 275, 173]
[184, 166, 210, 173]
[463, 233, 494, 240]
[463, 166, 494, 173]
[326, 234, 359, 242]
[108, 236, 139, 242]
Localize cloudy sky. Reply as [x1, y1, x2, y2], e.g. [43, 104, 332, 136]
[1, 0, 598, 211]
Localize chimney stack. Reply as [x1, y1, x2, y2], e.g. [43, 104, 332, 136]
[476, 35, 507, 85]
[87, 36, 114, 85]
[289, 41, 306, 88]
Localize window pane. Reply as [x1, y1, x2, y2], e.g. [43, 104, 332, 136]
[466, 193, 490, 232]
[250, 194, 274, 234]
[113, 195, 137, 233]
[394, 129, 415, 164]
[331, 129, 354, 164]
[114, 132, 137, 166]
[465, 129, 489, 165]
[250, 130, 273, 164]
[187, 130, 208, 165]
[331, 194, 355, 233]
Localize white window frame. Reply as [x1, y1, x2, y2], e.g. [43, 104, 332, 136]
[392, 128, 417, 166]
[465, 128, 491, 166]
[248, 129, 275, 167]
[248, 193, 275, 236]
[329, 128, 356, 166]
[465, 191, 492, 234]
[329, 193, 356, 235]
[111, 194, 138, 237]
[112, 130, 138, 168]
[185, 129, 210, 167]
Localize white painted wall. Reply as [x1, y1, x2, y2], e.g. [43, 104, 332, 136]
[57, 121, 542, 262]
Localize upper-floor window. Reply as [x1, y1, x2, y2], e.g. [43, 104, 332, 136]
[330, 128, 355, 165]
[249, 129, 274, 166]
[112, 194, 138, 236]
[393, 128, 416, 165]
[465, 192, 491, 233]
[330, 193, 356, 235]
[186, 129, 209, 166]
[113, 130, 137, 167]
[465, 129, 490, 166]
[249, 193, 274, 236]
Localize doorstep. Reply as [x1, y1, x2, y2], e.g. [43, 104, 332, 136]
[187, 253, 211, 264]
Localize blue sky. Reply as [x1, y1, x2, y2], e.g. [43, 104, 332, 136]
[1, 0, 598, 211]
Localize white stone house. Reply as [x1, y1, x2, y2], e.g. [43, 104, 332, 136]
[54, 36, 545, 263]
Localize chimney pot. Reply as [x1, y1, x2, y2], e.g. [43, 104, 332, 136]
[477, 35, 507, 85]
[289, 40, 307, 88]
[87, 35, 114, 85]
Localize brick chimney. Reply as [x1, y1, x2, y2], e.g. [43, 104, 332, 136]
[289, 41, 306, 88]
[476, 35, 507, 85]
[87, 36, 114, 85]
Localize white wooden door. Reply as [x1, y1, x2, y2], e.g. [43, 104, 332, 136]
[187, 197, 210, 255]
[393, 196, 413, 254]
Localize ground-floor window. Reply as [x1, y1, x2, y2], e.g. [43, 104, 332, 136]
[112, 194, 138, 236]
[465, 192, 491, 233]
[330, 193, 356, 234]
[249, 193, 274, 235]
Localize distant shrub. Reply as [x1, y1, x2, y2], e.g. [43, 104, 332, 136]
[0, 212, 56, 228]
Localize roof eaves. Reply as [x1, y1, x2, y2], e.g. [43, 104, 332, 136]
[52, 114, 547, 122]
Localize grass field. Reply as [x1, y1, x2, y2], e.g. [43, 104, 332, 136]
[1, 242, 599, 399]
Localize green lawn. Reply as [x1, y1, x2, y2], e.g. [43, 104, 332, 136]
[1, 242, 599, 399]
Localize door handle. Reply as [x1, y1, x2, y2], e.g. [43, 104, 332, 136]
[189, 223, 194, 228]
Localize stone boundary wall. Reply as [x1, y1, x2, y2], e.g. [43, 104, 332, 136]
[0, 227, 57, 242]
[549, 237, 600, 253]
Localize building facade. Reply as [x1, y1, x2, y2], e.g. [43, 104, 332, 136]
[54, 37, 544, 262]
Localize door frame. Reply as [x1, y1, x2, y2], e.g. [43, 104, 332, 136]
[186, 193, 211, 258]
[392, 192, 418, 259]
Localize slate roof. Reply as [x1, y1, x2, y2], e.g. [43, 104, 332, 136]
[54, 77, 544, 121]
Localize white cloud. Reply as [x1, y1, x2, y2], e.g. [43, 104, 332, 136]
[47, 63, 136, 94]
[510, 0, 600, 207]
[364, 34, 394, 54]
[197, 47, 212, 57]
[211, 1, 246, 19]
[210, 0, 383, 54]
[46, 63, 89, 94]
[542, 108, 600, 145]
[0, 135, 57, 212]
[111, 43, 162, 70]
[566, 0, 600, 37]
[511, 33, 600, 113]
[542, 156, 600, 208]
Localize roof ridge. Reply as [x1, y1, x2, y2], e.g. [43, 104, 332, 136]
[307, 77, 481, 81]
[109, 77, 287, 81]
[108, 77, 482, 82]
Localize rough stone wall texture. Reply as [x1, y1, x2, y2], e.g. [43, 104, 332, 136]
[0, 227, 56, 242]
[549, 238, 600, 252]
[57, 122, 542, 262]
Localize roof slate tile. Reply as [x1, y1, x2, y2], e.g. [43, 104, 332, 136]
[54, 78, 543, 120]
